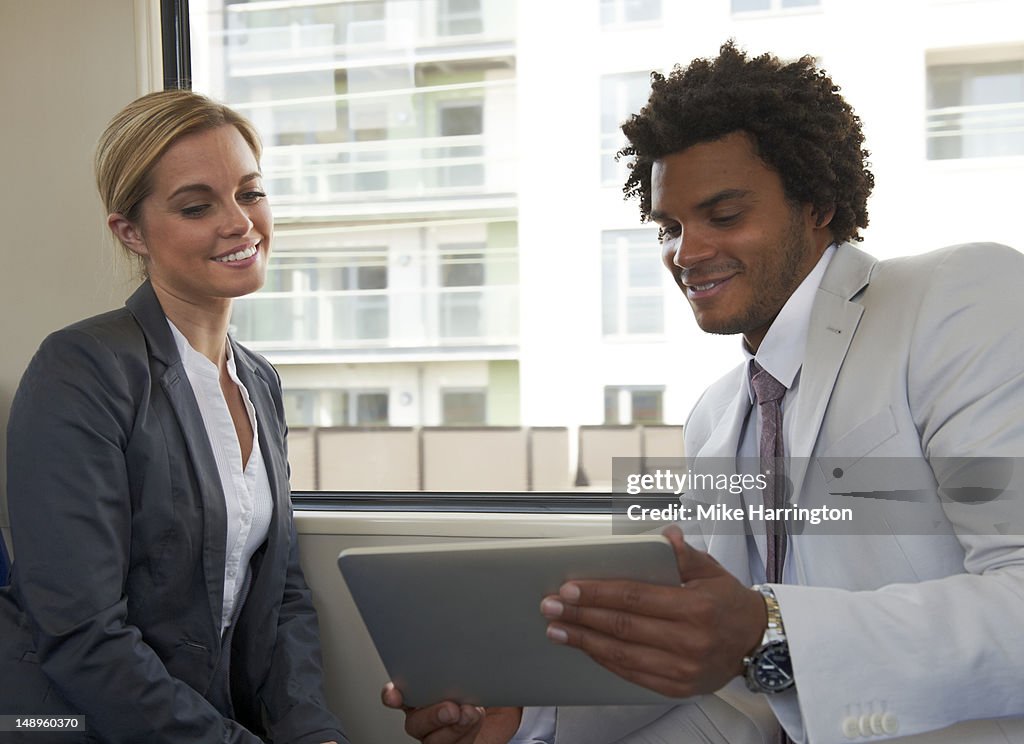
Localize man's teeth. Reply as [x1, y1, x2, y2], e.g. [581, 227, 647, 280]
[691, 281, 718, 291]
[215, 244, 258, 263]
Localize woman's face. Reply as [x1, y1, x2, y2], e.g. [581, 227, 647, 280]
[113, 124, 271, 311]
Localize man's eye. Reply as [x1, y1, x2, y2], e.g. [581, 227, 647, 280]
[711, 213, 740, 226]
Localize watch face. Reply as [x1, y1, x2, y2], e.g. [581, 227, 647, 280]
[751, 641, 793, 692]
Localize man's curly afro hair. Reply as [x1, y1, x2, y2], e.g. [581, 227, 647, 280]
[619, 41, 874, 244]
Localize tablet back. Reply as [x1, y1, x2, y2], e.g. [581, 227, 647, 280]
[338, 535, 685, 707]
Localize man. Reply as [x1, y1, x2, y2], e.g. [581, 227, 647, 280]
[386, 42, 1024, 743]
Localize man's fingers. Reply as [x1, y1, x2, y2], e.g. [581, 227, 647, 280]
[542, 599, 692, 648]
[404, 701, 484, 742]
[544, 620, 696, 695]
[381, 681, 408, 710]
[662, 525, 726, 582]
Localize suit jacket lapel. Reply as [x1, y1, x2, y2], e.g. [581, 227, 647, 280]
[688, 367, 755, 582]
[125, 281, 228, 635]
[787, 244, 876, 502]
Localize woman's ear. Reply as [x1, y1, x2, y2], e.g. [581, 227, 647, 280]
[107, 213, 148, 258]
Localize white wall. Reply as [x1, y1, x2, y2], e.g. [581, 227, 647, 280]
[0, 0, 156, 552]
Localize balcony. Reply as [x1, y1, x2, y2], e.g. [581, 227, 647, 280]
[230, 283, 519, 359]
[927, 101, 1024, 159]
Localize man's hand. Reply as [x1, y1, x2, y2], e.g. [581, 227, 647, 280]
[381, 682, 521, 744]
[540, 525, 767, 698]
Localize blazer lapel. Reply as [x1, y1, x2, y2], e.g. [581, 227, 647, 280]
[125, 282, 228, 635]
[688, 368, 755, 582]
[787, 244, 876, 502]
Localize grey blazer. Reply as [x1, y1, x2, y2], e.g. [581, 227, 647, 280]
[554, 243, 1024, 743]
[0, 281, 347, 744]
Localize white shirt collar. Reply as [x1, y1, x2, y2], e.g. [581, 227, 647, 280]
[167, 319, 238, 380]
[742, 243, 837, 401]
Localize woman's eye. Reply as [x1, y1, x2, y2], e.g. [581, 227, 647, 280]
[181, 205, 209, 217]
[239, 190, 266, 204]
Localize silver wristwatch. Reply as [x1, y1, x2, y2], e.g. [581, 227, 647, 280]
[742, 585, 795, 694]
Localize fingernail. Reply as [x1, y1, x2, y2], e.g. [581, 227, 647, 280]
[547, 625, 568, 644]
[459, 707, 480, 726]
[560, 583, 580, 602]
[438, 706, 455, 724]
[540, 598, 564, 618]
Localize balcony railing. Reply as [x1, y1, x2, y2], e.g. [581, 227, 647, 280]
[927, 101, 1024, 159]
[261, 133, 512, 204]
[230, 284, 519, 351]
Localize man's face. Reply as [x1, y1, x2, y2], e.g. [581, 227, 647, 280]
[651, 131, 832, 351]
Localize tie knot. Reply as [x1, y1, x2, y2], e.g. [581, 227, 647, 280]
[750, 361, 786, 404]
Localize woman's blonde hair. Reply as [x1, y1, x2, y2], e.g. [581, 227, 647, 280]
[95, 89, 262, 227]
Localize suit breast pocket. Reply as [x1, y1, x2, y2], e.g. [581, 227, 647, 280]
[817, 407, 936, 499]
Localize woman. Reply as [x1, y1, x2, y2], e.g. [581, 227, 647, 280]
[0, 90, 345, 744]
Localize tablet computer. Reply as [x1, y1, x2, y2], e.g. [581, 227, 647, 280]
[337, 534, 684, 707]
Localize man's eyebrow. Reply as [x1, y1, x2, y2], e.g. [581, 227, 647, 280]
[169, 172, 263, 199]
[697, 189, 752, 210]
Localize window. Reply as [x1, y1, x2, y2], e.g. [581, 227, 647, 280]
[600, 0, 661, 27]
[927, 59, 1024, 159]
[604, 386, 664, 424]
[437, 100, 485, 188]
[438, 0, 484, 36]
[602, 229, 664, 337]
[439, 245, 486, 339]
[231, 249, 388, 347]
[601, 72, 652, 185]
[731, 0, 819, 12]
[283, 389, 351, 427]
[442, 389, 488, 425]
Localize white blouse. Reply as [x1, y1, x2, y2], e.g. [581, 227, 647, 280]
[168, 320, 274, 634]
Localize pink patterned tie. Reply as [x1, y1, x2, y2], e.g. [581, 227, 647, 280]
[750, 361, 787, 583]
[751, 361, 793, 743]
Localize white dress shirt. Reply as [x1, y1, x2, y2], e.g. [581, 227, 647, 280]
[515, 244, 837, 744]
[168, 321, 274, 634]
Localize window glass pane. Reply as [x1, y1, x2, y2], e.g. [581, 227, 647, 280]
[731, 0, 771, 11]
[442, 389, 487, 425]
[927, 61, 1024, 159]
[630, 389, 663, 424]
[601, 72, 652, 185]
[781, 0, 818, 7]
[355, 392, 389, 425]
[624, 0, 660, 22]
[602, 229, 663, 337]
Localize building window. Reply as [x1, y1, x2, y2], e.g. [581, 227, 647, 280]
[351, 391, 390, 426]
[438, 0, 484, 36]
[604, 386, 664, 424]
[731, 0, 819, 12]
[440, 245, 486, 339]
[927, 59, 1024, 159]
[600, 0, 661, 27]
[283, 389, 355, 427]
[231, 249, 389, 347]
[601, 72, 652, 185]
[442, 388, 488, 425]
[436, 100, 485, 188]
[602, 229, 663, 337]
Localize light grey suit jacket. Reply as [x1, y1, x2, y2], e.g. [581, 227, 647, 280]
[555, 243, 1024, 744]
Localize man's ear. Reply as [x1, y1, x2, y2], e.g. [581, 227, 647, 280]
[107, 213, 148, 258]
[812, 204, 836, 229]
